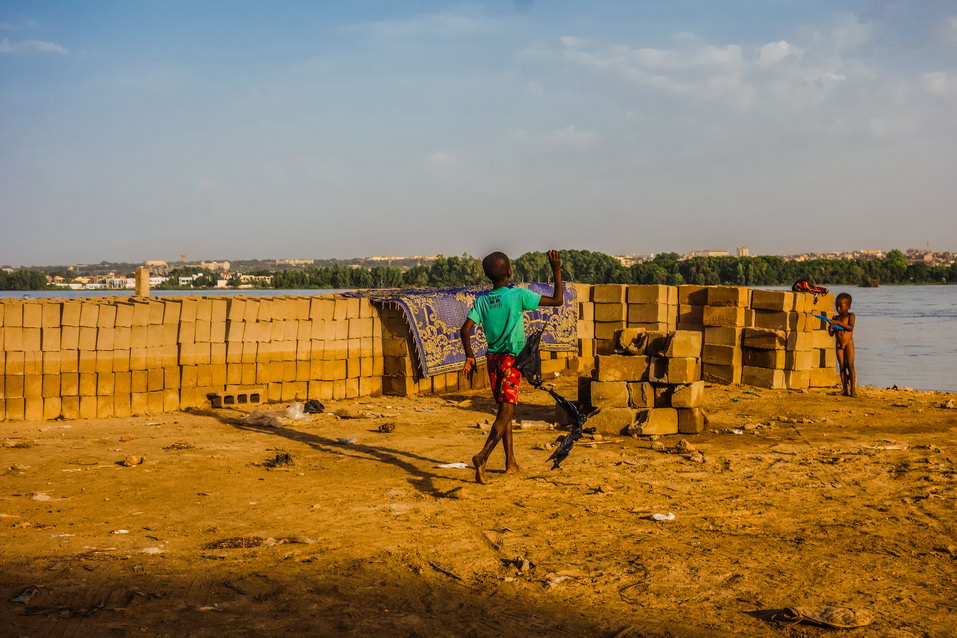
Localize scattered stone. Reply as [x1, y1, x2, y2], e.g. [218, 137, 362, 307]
[30, 492, 52, 501]
[334, 407, 367, 419]
[120, 456, 144, 467]
[141, 547, 164, 554]
[940, 399, 956, 409]
[262, 453, 294, 468]
[204, 536, 265, 550]
[502, 556, 533, 572]
[377, 422, 396, 433]
[163, 442, 193, 451]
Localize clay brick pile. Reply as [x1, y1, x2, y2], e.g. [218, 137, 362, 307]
[0, 295, 391, 421]
[591, 284, 678, 356]
[582, 328, 705, 437]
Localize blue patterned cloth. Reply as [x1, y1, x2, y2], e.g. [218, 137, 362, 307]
[345, 283, 578, 377]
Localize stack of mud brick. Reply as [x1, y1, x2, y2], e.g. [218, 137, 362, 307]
[378, 305, 470, 397]
[680, 286, 839, 389]
[592, 284, 678, 356]
[740, 290, 838, 389]
[582, 328, 705, 437]
[0, 294, 389, 422]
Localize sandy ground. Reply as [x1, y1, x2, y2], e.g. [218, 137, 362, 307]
[1, 379, 956, 638]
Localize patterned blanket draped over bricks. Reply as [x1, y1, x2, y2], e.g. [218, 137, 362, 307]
[345, 283, 578, 377]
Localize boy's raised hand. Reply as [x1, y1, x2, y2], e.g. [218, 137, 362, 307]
[547, 249, 561, 270]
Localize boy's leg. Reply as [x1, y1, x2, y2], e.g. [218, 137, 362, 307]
[845, 341, 857, 397]
[504, 413, 519, 474]
[472, 402, 515, 485]
[836, 346, 848, 395]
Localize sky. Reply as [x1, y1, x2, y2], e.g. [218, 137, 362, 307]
[1, 1, 956, 266]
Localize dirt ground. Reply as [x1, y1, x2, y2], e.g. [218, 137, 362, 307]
[1, 378, 956, 638]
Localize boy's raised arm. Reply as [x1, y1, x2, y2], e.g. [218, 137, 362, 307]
[538, 250, 564, 307]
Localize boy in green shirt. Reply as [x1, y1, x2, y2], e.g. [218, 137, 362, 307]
[460, 250, 564, 484]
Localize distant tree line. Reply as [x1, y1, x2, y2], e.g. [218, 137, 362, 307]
[3, 250, 956, 290]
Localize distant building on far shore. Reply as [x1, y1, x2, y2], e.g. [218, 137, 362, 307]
[736, 246, 750, 257]
[685, 249, 729, 258]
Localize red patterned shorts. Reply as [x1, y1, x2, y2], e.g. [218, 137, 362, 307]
[487, 353, 521, 404]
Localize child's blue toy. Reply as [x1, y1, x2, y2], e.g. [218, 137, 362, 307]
[812, 314, 847, 331]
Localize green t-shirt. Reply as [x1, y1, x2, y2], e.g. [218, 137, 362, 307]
[467, 286, 542, 356]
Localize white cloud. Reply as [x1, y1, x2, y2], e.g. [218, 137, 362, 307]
[0, 38, 68, 54]
[826, 14, 872, 51]
[0, 17, 39, 30]
[758, 41, 802, 65]
[547, 125, 599, 147]
[348, 11, 495, 37]
[922, 71, 956, 97]
[941, 16, 957, 45]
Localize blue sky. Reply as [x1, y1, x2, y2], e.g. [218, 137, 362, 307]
[1, 1, 956, 266]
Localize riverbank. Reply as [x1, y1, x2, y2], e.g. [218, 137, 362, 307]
[1, 379, 954, 636]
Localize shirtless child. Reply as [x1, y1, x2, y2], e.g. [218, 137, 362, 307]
[829, 292, 857, 397]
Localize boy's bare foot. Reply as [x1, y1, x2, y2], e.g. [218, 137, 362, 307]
[505, 463, 521, 475]
[472, 454, 488, 485]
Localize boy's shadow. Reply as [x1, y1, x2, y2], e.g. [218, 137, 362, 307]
[193, 409, 469, 496]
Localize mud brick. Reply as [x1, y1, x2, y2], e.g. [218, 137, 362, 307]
[812, 330, 833, 349]
[211, 364, 227, 386]
[786, 350, 813, 371]
[332, 298, 351, 322]
[664, 331, 702, 358]
[613, 327, 643, 354]
[807, 293, 834, 314]
[130, 370, 148, 393]
[60, 372, 79, 396]
[3, 303, 23, 327]
[210, 299, 228, 323]
[61, 396, 79, 419]
[702, 344, 742, 367]
[595, 321, 626, 341]
[809, 367, 839, 387]
[113, 393, 132, 418]
[61, 302, 81, 327]
[595, 339, 616, 356]
[22, 303, 42, 328]
[60, 350, 78, 373]
[592, 285, 626, 303]
[225, 320, 243, 343]
[161, 345, 177, 367]
[241, 342, 258, 364]
[309, 380, 335, 400]
[706, 286, 750, 307]
[95, 371, 114, 395]
[750, 290, 795, 312]
[786, 332, 812, 351]
[128, 392, 147, 415]
[792, 294, 808, 314]
[291, 360, 306, 382]
[742, 365, 786, 389]
[41, 302, 61, 328]
[21, 327, 41, 352]
[145, 324, 163, 349]
[208, 321, 224, 343]
[223, 342, 241, 365]
[704, 326, 743, 347]
[129, 324, 147, 347]
[677, 408, 705, 434]
[742, 328, 786, 350]
[3, 374, 24, 399]
[94, 304, 116, 329]
[224, 363, 241, 385]
[54, 326, 77, 352]
[179, 299, 197, 323]
[331, 379, 348, 400]
[357, 376, 374, 396]
[383, 375, 415, 396]
[677, 304, 704, 325]
[430, 373, 446, 394]
[227, 298, 246, 322]
[162, 366, 179, 389]
[785, 369, 810, 389]
[95, 327, 114, 351]
[677, 285, 708, 306]
[41, 374, 59, 398]
[333, 360, 348, 380]
[341, 377, 358, 398]
[161, 300, 181, 325]
[651, 357, 700, 384]
[578, 303, 595, 322]
[578, 338, 595, 357]
[241, 299, 259, 323]
[627, 381, 654, 408]
[595, 355, 651, 382]
[4, 398, 25, 420]
[130, 301, 150, 326]
[77, 350, 95, 374]
[22, 374, 42, 399]
[193, 320, 211, 343]
[573, 320, 594, 342]
[625, 303, 667, 324]
[702, 363, 741, 385]
[144, 368, 162, 392]
[210, 343, 226, 365]
[93, 395, 113, 418]
[350, 317, 375, 339]
[628, 285, 675, 305]
[177, 321, 195, 345]
[114, 327, 131, 350]
[671, 381, 705, 408]
[703, 306, 746, 327]
[310, 298, 335, 321]
[652, 385, 673, 407]
[594, 303, 625, 323]
[752, 310, 799, 332]
[358, 298, 374, 319]
[816, 348, 830, 368]
[3, 326, 23, 351]
[358, 356, 374, 377]
[240, 363, 255, 385]
[627, 321, 671, 335]
[76, 395, 96, 419]
[114, 371, 131, 394]
[126, 346, 146, 371]
[743, 348, 785, 369]
[630, 408, 679, 435]
[160, 388, 178, 412]
[588, 407, 637, 435]
[23, 398, 43, 420]
[89, 350, 111, 374]
[541, 358, 567, 376]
